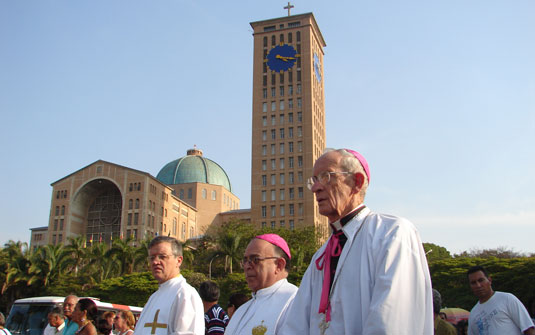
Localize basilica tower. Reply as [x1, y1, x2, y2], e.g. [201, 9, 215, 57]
[249, 9, 328, 237]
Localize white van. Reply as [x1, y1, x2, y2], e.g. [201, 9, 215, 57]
[5, 296, 142, 335]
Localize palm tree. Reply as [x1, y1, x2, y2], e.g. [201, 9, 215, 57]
[63, 235, 88, 275]
[107, 237, 146, 275]
[1, 241, 33, 302]
[85, 242, 118, 285]
[181, 239, 195, 269]
[215, 233, 242, 274]
[28, 244, 69, 287]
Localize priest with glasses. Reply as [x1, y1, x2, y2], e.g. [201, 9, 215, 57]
[278, 148, 433, 335]
[224, 234, 297, 335]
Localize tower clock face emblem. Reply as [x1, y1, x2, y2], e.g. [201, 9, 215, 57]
[313, 52, 322, 83]
[266, 44, 299, 73]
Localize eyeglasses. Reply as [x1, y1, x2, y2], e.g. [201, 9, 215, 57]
[240, 256, 280, 267]
[306, 171, 352, 190]
[147, 254, 174, 262]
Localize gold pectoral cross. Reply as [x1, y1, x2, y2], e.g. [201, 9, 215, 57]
[144, 309, 167, 334]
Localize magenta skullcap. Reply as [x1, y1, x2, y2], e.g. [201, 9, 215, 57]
[345, 149, 370, 183]
[255, 233, 291, 259]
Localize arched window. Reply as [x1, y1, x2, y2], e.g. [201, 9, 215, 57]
[211, 190, 216, 200]
[263, 36, 267, 47]
[129, 199, 133, 209]
[61, 206, 65, 215]
[135, 198, 139, 209]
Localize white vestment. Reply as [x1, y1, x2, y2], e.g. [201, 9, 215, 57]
[134, 275, 204, 335]
[278, 207, 434, 335]
[225, 279, 297, 335]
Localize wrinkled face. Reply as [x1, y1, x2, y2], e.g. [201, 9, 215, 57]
[310, 152, 357, 222]
[48, 314, 63, 328]
[468, 271, 493, 302]
[63, 296, 77, 319]
[113, 313, 125, 330]
[149, 242, 182, 284]
[243, 239, 280, 293]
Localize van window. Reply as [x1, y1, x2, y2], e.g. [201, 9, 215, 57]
[6, 303, 58, 335]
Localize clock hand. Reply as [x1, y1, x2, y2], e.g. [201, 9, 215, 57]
[276, 55, 296, 62]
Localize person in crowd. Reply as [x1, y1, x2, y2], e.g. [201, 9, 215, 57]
[114, 311, 135, 335]
[225, 234, 297, 335]
[0, 312, 13, 335]
[63, 295, 80, 335]
[226, 294, 249, 320]
[432, 289, 457, 335]
[102, 312, 115, 334]
[44, 307, 65, 335]
[199, 281, 229, 335]
[467, 265, 535, 335]
[134, 236, 204, 335]
[279, 148, 433, 335]
[96, 319, 112, 335]
[456, 320, 468, 335]
[72, 298, 97, 335]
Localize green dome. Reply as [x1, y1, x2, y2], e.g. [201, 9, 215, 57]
[156, 148, 232, 192]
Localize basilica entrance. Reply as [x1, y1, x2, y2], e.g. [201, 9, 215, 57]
[72, 179, 122, 245]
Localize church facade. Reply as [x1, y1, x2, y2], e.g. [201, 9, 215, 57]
[43, 148, 241, 246]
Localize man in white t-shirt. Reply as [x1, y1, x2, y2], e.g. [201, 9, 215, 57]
[467, 265, 534, 335]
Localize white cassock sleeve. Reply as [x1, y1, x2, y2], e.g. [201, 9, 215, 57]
[363, 217, 433, 334]
[168, 286, 205, 335]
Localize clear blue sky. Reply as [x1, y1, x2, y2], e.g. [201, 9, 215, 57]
[1, 0, 534, 255]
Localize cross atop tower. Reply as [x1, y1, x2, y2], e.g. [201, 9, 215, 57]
[284, 2, 294, 16]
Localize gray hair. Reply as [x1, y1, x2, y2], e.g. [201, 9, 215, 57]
[323, 148, 369, 198]
[148, 236, 183, 257]
[49, 307, 64, 318]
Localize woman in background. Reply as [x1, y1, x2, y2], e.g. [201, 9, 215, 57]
[72, 299, 97, 335]
[113, 311, 135, 335]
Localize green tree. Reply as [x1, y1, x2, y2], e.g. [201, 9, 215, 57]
[214, 233, 242, 274]
[107, 237, 146, 275]
[63, 235, 88, 275]
[28, 243, 69, 287]
[86, 271, 158, 307]
[423, 242, 452, 262]
[1, 241, 32, 294]
[85, 242, 119, 286]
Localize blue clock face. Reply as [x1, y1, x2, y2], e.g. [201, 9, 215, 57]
[266, 44, 299, 73]
[313, 53, 322, 83]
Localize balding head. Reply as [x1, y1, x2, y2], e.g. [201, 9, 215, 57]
[63, 295, 78, 320]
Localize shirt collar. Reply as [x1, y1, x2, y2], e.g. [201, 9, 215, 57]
[330, 204, 366, 231]
[336, 206, 370, 241]
[57, 322, 65, 332]
[251, 278, 287, 299]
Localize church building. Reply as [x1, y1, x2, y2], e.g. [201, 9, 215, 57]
[30, 5, 328, 247]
